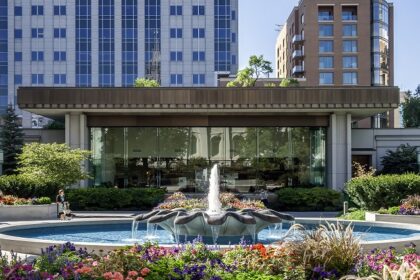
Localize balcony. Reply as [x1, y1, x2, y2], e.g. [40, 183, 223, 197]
[318, 15, 334, 21]
[292, 50, 304, 59]
[292, 34, 304, 44]
[342, 14, 357, 21]
[292, 65, 305, 74]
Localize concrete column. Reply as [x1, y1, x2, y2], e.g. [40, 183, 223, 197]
[327, 113, 352, 190]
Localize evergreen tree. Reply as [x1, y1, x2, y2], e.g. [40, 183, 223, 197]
[402, 85, 420, 128]
[0, 105, 24, 174]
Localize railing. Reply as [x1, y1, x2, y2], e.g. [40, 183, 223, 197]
[292, 50, 304, 59]
[292, 65, 304, 73]
[292, 34, 304, 44]
[342, 15, 357, 21]
[318, 15, 333, 21]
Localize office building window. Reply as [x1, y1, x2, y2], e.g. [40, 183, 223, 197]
[31, 74, 44, 84]
[31, 51, 44, 61]
[170, 51, 183, 61]
[318, 6, 333, 21]
[15, 6, 22, 16]
[319, 24, 333, 37]
[342, 6, 357, 21]
[54, 51, 66, 61]
[193, 28, 205, 38]
[343, 56, 358, 68]
[343, 24, 357, 36]
[54, 5, 66, 15]
[122, 0, 138, 86]
[145, 0, 161, 82]
[14, 52, 22, 61]
[319, 40, 333, 53]
[193, 51, 205, 62]
[31, 5, 44, 15]
[192, 5, 205, 15]
[319, 56, 333, 69]
[170, 5, 182, 16]
[231, 10, 236, 20]
[215, 0, 231, 72]
[14, 29, 22, 38]
[193, 74, 205, 85]
[54, 74, 66, 85]
[343, 72, 358, 85]
[319, 72, 333, 85]
[0, 0, 7, 108]
[170, 74, 183, 85]
[343, 40, 358, 52]
[232, 54, 237, 65]
[76, 0, 92, 86]
[99, 0, 114, 87]
[231, 32, 236, 43]
[54, 28, 66, 38]
[170, 28, 182, 38]
[31, 28, 44, 38]
[14, 75, 22, 85]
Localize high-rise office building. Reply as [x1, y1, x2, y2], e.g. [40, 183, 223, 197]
[1, 0, 238, 128]
[276, 0, 393, 87]
[275, 0, 394, 127]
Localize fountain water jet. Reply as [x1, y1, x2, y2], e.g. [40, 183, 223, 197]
[132, 164, 295, 244]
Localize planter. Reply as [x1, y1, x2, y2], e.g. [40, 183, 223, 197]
[365, 212, 420, 225]
[0, 204, 57, 221]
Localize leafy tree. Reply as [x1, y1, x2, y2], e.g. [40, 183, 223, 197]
[17, 143, 91, 187]
[0, 105, 24, 175]
[380, 144, 418, 174]
[134, 78, 160, 88]
[280, 78, 300, 87]
[402, 85, 420, 127]
[227, 55, 273, 87]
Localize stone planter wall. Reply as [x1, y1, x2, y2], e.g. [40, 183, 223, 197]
[0, 204, 58, 221]
[365, 212, 420, 225]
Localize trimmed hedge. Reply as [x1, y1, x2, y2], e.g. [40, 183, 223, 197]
[0, 175, 60, 199]
[345, 173, 420, 210]
[275, 187, 343, 211]
[66, 188, 166, 211]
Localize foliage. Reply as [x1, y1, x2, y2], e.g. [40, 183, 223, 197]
[18, 143, 91, 187]
[345, 173, 420, 210]
[279, 79, 299, 87]
[276, 187, 343, 211]
[227, 55, 273, 87]
[134, 77, 160, 87]
[0, 195, 51, 205]
[43, 120, 65, 129]
[156, 192, 266, 211]
[0, 105, 24, 175]
[0, 174, 60, 198]
[399, 195, 420, 215]
[285, 222, 362, 278]
[380, 144, 418, 175]
[352, 162, 376, 178]
[377, 206, 400, 215]
[339, 209, 366, 221]
[402, 85, 420, 128]
[66, 188, 166, 210]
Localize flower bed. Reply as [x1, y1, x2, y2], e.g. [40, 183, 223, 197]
[156, 192, 265, 211]
[0, 195, 55, 221]
[0, 195, 51, 206]
[1, 224, 419, 279]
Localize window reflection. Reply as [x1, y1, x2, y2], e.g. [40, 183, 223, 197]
[90, 127, 327, 192]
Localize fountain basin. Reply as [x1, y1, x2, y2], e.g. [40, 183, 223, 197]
[134, 209, 294, 238]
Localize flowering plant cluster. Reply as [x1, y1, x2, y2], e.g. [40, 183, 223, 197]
[399, 195, 420, 215]
[156, 192, 265, 211]
[0, 195, 52, 206]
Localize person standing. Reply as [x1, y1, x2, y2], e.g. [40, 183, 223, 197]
[56, 189, 66, 220]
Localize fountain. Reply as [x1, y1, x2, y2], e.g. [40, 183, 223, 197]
[133, 164, 295, 244]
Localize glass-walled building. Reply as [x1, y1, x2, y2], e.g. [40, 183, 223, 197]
[91, 126, 326, 192]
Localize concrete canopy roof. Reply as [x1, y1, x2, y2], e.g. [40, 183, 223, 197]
[17, 86, 400, 121]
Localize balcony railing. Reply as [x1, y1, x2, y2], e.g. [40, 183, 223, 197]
[292, 34, 304, 44]
[318, 15, 334, 21]
[292, 50, 304, 59]
[342, 14, 357, 21]
[292, 65, 305, 74]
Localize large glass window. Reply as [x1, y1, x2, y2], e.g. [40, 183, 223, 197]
[343, 72, 358, 85]
[343, 56, 358, 68]
[193, 28, 205, 38]
[91, 127, 327, 191]
[319, 24, 333, 37]
[122, 0, 138, 86]
[76, 0, 92, 86]
[170, 5, 182, 16]
[99, 0, 114, 87]
[192, 5, 205, 15]
[319, 56, 333, 69]
[145, 0, 161, 82]
[193, 51, 205, 62]
[343, 40, 357, 52]
[215, 0, 232, 72]
[343, 24, 357, 37]
[319, 40, 333, 53]
[318, 6, 334, 21]
[170, 28, 182, 38]
[319, 72, 333, 85]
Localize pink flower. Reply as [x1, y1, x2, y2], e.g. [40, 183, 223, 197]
[136, 278, 144, 280]
[103, 272, 124, 280]
[140, 267, 151, 276]
[128, 271, 138, 277]
[92, 261, 98, 267]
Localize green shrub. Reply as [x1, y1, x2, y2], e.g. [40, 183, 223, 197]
[275, 187, 343, 211]
[345, 173, 420, 210]
[0, 175, 60, 199]
[33, 197, 52, 205]
[66, 188, 166, 211]
[338, 209, 366, 220]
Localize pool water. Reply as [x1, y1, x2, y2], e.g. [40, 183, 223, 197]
[4, 222, 420, 245]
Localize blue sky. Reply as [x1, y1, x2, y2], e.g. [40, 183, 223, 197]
[239, 0, 419, 92]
